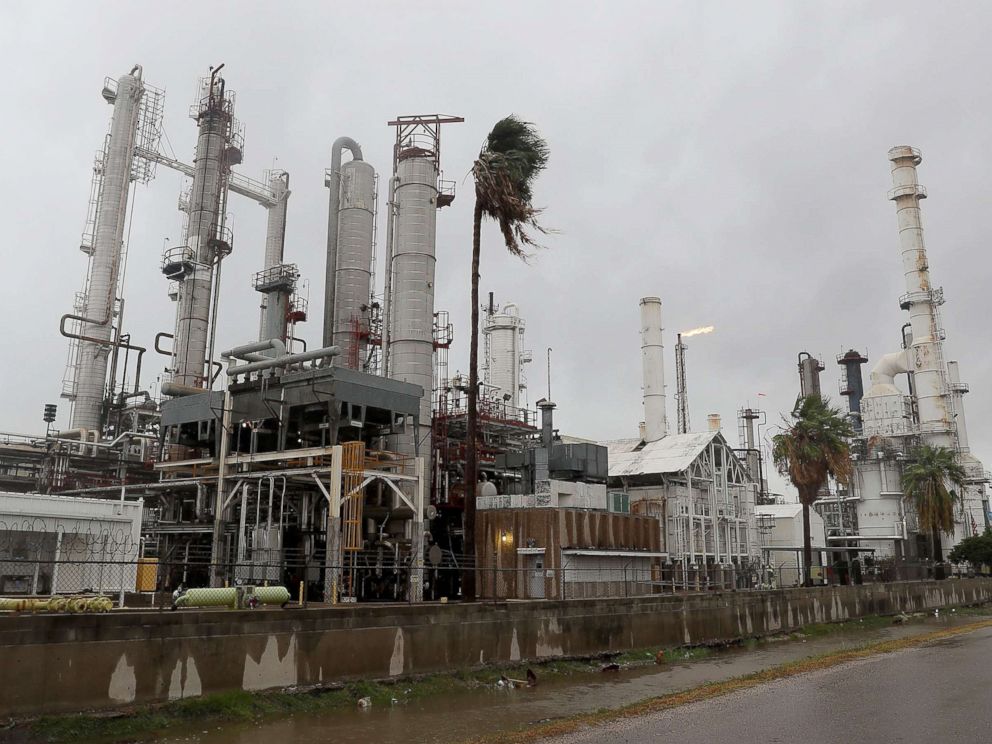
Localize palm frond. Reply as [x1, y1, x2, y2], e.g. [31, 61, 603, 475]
[772, 394, 854, 503]
[472, 116, 551, 258]
[902, 445, 966, 536]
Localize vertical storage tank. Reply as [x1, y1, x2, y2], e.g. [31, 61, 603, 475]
[485, 303, 524, 409]
[332, 159, 376, 369]
[388, 149, 439, 462]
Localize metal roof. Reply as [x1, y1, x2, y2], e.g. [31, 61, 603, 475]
[603, 431, 719, 478]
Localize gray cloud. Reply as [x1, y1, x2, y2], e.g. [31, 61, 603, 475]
[2, 1, 989, 497]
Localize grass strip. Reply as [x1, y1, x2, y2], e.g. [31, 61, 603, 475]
[468, 617, 992, 744]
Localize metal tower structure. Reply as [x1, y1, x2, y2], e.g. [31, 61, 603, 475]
[674, 333, 689, 434]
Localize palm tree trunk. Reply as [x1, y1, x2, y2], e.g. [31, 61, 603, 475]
[802, 502, 813, 587]
[463, 198, 483, 601]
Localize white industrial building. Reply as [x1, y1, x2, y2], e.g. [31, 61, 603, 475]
[0, 492, 142, 595]
[755, 503, 826, 587]
[603, 298, 761, 586]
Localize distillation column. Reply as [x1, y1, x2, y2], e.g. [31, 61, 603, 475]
[170, 72, 235, 389]
[639, 297, 668, 442]
[387, 149, 439, 466]
[70, 70, 144, 431]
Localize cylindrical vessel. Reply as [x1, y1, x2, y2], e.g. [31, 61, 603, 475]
[332, 159, 376, 369]
[388, 152, 438, 468]
[798, 354, 823, 398]
[171, 80, 230, 388]
[485, 304, 524, 408]
[887, 146, 952, 445]
[72, 71, 143, 431]
[639, 297, 667, 442]
[259, 171, 291, 344]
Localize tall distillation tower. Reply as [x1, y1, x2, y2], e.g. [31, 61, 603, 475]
[63, 66, 164, 433]
[166, 67, 238, 390]
[382, 115, 462, 494]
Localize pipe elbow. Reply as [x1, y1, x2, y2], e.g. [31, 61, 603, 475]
[867, 350, 911, 393]
[332, 136, 363, 162]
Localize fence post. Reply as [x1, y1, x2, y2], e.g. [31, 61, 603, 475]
[491, 551, 497, 605]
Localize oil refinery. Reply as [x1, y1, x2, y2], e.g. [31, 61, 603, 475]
[0, 63, 988, 607]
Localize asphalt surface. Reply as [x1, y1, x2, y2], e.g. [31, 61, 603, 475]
[543, 625, 992, 744]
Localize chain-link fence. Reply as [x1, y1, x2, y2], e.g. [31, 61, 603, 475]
[0, 548, 980, 612]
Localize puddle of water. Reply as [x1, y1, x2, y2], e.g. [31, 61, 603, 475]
[143, 615, 976, 744]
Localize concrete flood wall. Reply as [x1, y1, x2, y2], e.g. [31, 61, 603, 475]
[2, 578, 991, 716]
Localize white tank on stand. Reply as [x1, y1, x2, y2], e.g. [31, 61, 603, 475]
[484, 303, 525, 410]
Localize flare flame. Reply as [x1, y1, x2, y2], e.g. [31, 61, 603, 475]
[681, 325, 715, 338]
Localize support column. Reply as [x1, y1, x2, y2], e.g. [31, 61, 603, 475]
[409, 456, 426, 603]
[323, 446, 343, 604]
[210, 387, 233, 587]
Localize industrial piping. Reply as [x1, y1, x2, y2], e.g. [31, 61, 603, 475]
[323, 137, 364, 347]
[226, 346, 340, 378]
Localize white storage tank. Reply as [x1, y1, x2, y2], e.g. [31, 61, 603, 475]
[485, 303, 525, 409]
[332, 159, 376, 369]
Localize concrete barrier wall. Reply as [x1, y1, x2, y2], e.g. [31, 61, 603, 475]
[2, 578, 990, 716]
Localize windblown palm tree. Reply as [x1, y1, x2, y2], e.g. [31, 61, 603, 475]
[464, 117, 550, 600]
[902, 444, 966, 561]
[772, 395, 853, 586]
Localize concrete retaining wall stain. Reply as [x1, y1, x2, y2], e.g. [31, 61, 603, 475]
[2, 579, 991, 716]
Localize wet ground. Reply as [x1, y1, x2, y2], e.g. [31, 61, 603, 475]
[544, 622, 992, 743]
[136, 612, 980, 744]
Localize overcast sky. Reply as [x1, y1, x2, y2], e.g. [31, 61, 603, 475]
[1, 1, 990, 497]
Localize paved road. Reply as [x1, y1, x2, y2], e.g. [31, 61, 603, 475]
[543, 625, 992, 744]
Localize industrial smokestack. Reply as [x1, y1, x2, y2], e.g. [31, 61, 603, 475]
[707, 414, 721, 432]
[639, 297, 667, 442]
[886, 146, 953, 445]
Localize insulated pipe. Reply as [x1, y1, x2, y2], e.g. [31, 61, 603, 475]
[220, 338, 286, 361]
[161, 381, 210, 397]
[867, 350, 911, 392]
[639, 297, 667, 442]
[323, 137, 363, 347]
[226, 346, 340, 377]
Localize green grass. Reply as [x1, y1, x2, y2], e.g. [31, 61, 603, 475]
[21, 604, 992, 743]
